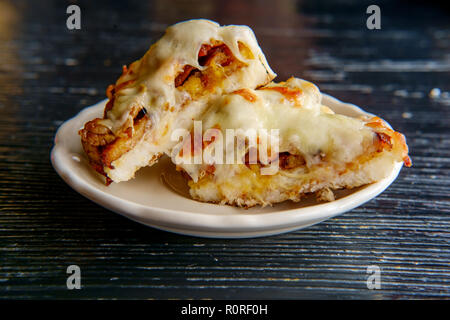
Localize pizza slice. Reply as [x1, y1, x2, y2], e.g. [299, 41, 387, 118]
[79, 19, 275, 184]
[172, 77, 411, 207]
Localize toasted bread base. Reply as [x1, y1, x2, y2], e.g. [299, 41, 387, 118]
[187, 151, 399, 208]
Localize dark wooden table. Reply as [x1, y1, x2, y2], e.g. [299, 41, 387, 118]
[1, 0, 449, 299]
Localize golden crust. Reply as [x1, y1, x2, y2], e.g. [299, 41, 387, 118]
[187, 134, 409, 208]
[364, 116, 412, 167]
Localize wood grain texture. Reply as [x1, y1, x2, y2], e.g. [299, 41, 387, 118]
[0, 0, 449, 299]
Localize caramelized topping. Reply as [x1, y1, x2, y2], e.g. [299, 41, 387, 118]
[375, 132, 393, 152]
[232, 88, 258, 102]
[115, 79, 136, 92]
[259, 86, 303, 103]
[242, 151, 307, 170]
[198, 43, 233, 67]
[175, 41, 244, 99]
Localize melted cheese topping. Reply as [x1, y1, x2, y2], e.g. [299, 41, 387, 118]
[174, 78, 376, 182]
[98, 19, 276, 182]
[102, 19, 275, 133]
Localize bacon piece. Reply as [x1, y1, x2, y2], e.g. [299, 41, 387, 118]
[366, 117, 412, 167]
[79, 118, 115, 147]
[198, 44, 233, 67]
[279, 152, 306, 169]
[198, 44, 212, 58]
[175, 65, 197, 87]
[175, 43, 235, 88]
[134, 107, 147, 124]
[259, 86, 303, 103]
[375, 132, 393, 152]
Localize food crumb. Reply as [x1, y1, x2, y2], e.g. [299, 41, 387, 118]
[317, 188, 335, 202]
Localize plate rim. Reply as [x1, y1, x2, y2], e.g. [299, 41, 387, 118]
[51, 94, 403, 238]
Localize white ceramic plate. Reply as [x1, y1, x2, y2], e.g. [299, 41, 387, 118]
[51, 95, 403, 238]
